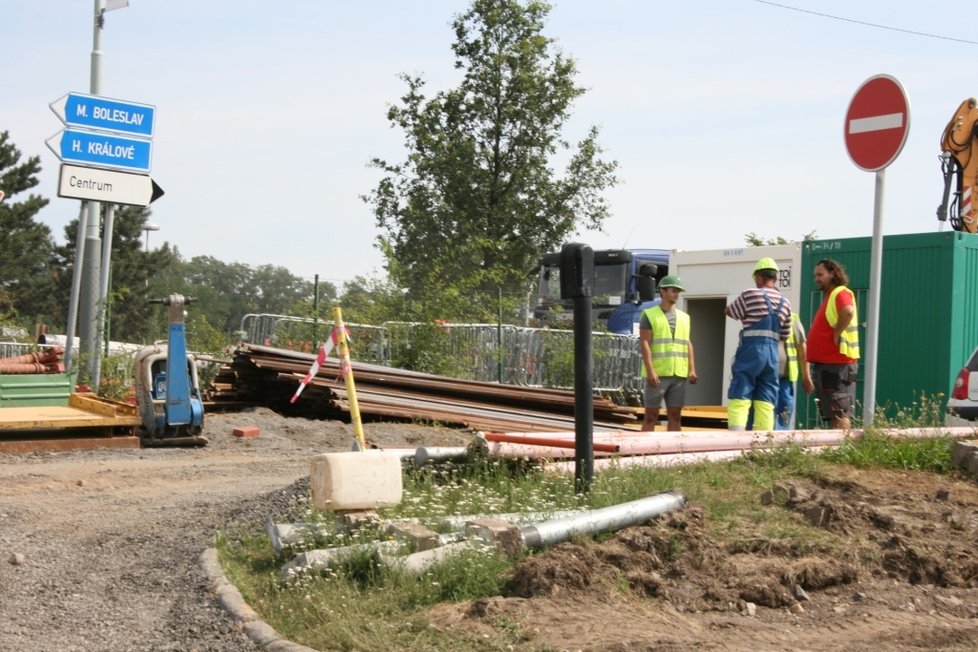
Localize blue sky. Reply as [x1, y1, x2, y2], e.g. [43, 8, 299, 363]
[5, 1, 975, 287]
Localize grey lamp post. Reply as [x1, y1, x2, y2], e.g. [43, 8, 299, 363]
[143, 222, 160, 252]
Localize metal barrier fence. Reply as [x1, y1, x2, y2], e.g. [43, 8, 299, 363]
[0, 342, 42, 360]
[1, 319, 645, 398]
[246, 317, 645, 397]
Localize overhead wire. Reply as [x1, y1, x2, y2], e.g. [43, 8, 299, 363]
[752, 0, 978, 46]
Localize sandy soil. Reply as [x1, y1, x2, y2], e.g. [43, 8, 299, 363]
[3, 408, 978, 651]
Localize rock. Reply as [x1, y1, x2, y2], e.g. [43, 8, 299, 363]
[934, 595, 964, 608]
[804, 505, 830, 527]
[794, 584, 810, 601]
[789, 603, 805, 615]
[765, 482, 791, 505]
[8, 552, 26, 566]
[788, 485, 811, 503]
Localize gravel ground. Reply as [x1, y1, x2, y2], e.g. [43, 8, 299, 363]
[0, 408, 474, 652]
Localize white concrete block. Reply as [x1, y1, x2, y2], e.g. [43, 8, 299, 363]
[310, 451, 403, 511]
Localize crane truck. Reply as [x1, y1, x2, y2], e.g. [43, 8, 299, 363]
[939, 98, 978, 232]
[532, 248, 668, 332]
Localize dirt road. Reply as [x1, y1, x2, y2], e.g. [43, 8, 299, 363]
[0, 408, 470, 652]
[3, 408, 978, 651]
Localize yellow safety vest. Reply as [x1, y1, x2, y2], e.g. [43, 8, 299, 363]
[826, 286, 860, 360]
[642, 306, 690, 378]
[785, 312, 799, 382]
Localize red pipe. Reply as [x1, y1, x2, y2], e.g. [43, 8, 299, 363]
[0, 362, 65, 374]
[485, 441, 579, 459]
[0, 351, 45, 365]
[0, 346, 64, 365]
[483, 431, 619, 453]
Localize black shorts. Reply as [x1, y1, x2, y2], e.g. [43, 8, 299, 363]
[812, 362, 858, 421]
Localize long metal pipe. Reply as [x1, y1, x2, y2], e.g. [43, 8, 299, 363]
[520, 491, 686, 549]
[362, 445, 472, 467]
[413, 446, 470, 466]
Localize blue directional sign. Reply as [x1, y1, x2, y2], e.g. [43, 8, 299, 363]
[46, 128, 152, 174]
[50, 92, 156, 138]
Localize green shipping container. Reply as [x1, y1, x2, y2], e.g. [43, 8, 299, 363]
[797, 231, 978, 428]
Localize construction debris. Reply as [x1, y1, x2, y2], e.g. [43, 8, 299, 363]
[278, 491, 688, 579]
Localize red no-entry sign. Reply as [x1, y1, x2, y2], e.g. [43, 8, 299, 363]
[844, 74, 910, 172]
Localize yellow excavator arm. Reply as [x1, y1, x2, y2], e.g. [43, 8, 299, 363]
[939, 98, 978, 233]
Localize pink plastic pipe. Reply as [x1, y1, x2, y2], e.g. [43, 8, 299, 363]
[544, 447, 834, 474]
[481, 426, 977, 461]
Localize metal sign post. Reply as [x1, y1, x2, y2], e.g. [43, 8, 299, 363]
[843, 74, 910, 425]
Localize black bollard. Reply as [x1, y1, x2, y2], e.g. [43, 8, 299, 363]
[560, 243, 594, 493]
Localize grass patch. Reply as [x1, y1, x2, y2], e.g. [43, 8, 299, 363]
[821, 429, 954, 472]
[217, 426, 960, 651]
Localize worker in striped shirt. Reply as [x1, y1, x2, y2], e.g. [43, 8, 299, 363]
[724, 257, 792, 431]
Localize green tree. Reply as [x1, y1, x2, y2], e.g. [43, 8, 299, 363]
[364, 0, 618, 322]
[0, 131, 59, 326]
[55, 205, 179, 344]
[250, 264, 316, 316]
[337, 274, 403, 324]
[168, 256, 314, 336]
[745, 231, 818, 246]
[107, 206, 179, 343]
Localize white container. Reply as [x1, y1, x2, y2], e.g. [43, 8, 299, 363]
[310, 451, 404, 511]
[670, 243, 802, 407]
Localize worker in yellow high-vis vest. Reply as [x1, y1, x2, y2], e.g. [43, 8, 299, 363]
[639, 276, 697, 431]
[806, 258, 859, 430]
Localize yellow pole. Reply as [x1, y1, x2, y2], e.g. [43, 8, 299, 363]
[332, 306, 367, 451]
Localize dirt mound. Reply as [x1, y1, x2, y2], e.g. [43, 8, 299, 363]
[432, 467, 978, 650]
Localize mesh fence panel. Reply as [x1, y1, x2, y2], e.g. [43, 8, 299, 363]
[257, 319, 645, 396]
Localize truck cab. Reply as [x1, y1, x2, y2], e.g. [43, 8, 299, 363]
[533, 248, 669, 327]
